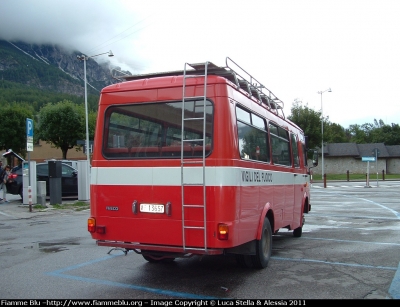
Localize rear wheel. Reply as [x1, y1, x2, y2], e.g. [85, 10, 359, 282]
[142, 251, 175, 263]
[235, 254, 253, 268]
[18, 186, 23, 199]
[251, 218, 272, 269]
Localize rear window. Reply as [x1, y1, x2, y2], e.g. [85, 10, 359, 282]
[102, 100, 214, 159]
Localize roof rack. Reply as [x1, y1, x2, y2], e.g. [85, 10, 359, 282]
[122, 57, 285, 118]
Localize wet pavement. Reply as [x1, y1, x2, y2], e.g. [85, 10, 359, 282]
[0, 192, 87, 219]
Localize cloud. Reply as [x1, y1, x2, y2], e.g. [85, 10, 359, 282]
[0, 0, 150, 72]
[1, 0, 400, 127]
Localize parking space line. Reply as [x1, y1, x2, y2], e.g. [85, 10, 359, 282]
[272, 256, 397, 270]
[46, 255, 219, 299]
[297, 236, 400, 247]
[0, 210, 14, 217]
[312, 190, 400, 219]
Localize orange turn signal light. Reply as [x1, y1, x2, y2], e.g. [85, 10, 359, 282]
[88, 217, 96, 233]
[218, 223, 229, 240]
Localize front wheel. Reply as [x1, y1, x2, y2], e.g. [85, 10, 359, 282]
[293, 215, 304, 237]
[293, 226, 302, 237]
[251, 218, 272, 269]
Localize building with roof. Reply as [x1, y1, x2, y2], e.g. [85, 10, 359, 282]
[312, 143, 400, 175]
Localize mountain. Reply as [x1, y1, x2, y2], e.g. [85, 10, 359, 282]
[0, 39, 130, 110]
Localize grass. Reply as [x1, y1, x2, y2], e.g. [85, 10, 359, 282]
[311, 173, 400, 181]
[52, 201, 90, 211]
[33, 201, 90, 211]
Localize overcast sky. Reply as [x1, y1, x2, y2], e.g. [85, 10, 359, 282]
[1, 0, 399, 128]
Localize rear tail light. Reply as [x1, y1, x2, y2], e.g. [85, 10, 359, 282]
[8, 174, 18, 180]
[218, 223, 229, 240]
[88, 218, 96, 233]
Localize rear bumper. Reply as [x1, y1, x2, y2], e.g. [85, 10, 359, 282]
[97, 240, 224, 256]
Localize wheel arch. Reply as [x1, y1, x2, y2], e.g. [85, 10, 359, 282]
[256, 202, 274, 240]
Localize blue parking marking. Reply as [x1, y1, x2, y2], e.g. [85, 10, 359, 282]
[46, 255, 219, 299]
[46, 184, 400, 300]
[46, 251, 400, 299]
[308, 191, 400, 298]
[389, 262, 400, 299]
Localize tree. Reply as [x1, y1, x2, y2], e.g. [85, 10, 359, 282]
[0, 103, 34, 160]
[37, 100, 85, 159]
[288, 99, 322, 150]
[369, 120, 400, 145]
[88, 110, 97, 140]
[324, 122, 348, 143]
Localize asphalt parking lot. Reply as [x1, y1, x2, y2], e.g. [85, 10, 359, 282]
[0, 181, 399, 299]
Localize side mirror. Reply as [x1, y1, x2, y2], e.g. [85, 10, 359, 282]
[312, 150, 319, 167]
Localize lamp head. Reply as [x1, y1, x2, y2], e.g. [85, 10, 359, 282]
[108, 50, 114, 57]
[328, 88, 332, 92]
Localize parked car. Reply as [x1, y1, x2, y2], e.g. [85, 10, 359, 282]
[6, 162, 78, 199]
[45, 159, 80, 170]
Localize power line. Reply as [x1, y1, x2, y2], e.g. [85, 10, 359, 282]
[83, 14, 154, 55]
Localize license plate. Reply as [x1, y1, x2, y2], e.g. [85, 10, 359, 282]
[140, 203, 164, 213]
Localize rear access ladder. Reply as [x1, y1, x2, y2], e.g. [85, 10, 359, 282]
[181, 62, 210, 253]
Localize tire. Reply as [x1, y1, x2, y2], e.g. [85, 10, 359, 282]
[142, 251, 175, 263]
[293, 215, 304, 237]
[251, 218, 272, 269]
[293, 226, 302, 237]
[235, 254, 253, 268]
[18, 187, 23, 199]
[142, 254, 160, 263]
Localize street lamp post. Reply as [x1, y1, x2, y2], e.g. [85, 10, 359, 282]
[77, 50, 114, 200]
[317, 88, 331, 187]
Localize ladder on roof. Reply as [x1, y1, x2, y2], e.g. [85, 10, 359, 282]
[181, 62, 209, 253]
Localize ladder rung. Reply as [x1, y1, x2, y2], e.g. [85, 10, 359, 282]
[184, 74, 205, 78]
[184, 226, 205, 230]
[184, 247, 206, 251]
[184, 117, 205, 122]
[183, 204, 204, 208]
[182, 138, 204, 142]
[182, 160, 204, 164]
[183, 96, 206, 100]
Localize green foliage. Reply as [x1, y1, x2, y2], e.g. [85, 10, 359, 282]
[289, 99, 400, 148]
[324, 122, 348, 143]
[0, 103, 34, 158]
[288, 99, 322, 150]
[0, 80, 99, 112]
[37, 100, 85, 159]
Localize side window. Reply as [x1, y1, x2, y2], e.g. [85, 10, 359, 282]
[291, 133, 300, 167]
[269, 123, 291, 166]
[236, 106, 270, 162]
[37, 164, 48, 175]
[303, 144, 308, 167]
[62, 165, 74, 176]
